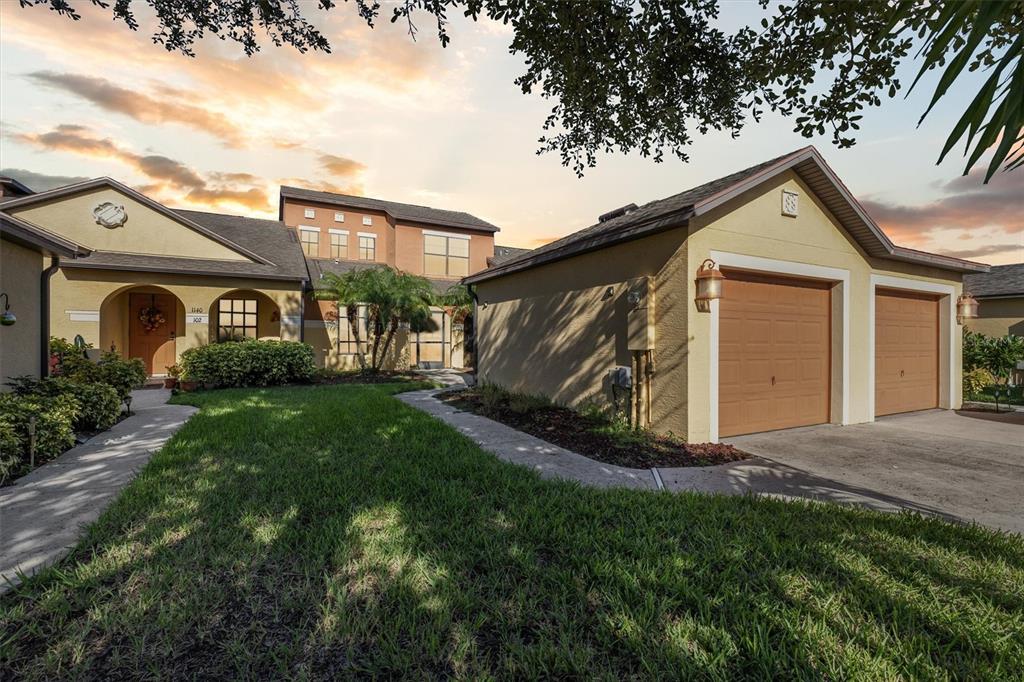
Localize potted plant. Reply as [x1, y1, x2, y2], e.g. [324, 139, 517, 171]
[178, 368, 197, 392]
[164, 363, 181, 389]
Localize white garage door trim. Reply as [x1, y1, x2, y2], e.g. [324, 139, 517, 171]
[709, 251, 850, 443]
[868, 274, 956, 418]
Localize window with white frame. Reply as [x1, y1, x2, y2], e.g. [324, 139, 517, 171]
[358, 235, 376, 260]
[423, 232, 470, 277]
[299, 228, 319, 256]
[335, 304, 368, 354]
[334, 212, 345, 223]
[218, 298, 257, 341]
[304, 208, 315, 219]
[362, 215, 373, 226]
[330, 231, 348, 259]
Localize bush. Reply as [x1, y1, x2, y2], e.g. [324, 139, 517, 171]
[8, 376, 123, 432]
[180, 340, 316, 388]
[0, 392, 78, 483]
[96, 352, 146, 399]
[963, 367, 995, 398]
[963, 329, 1024, 383]
[0, 417, 20, 484]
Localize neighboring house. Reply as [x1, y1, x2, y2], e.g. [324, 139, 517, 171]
[279, 186, 500, 369]
[0, 178, 309, 377]
[1, 211, 90, 387]
[489, 245, 531, 267]
[963, 263, 1024, 338]
[465, 146, 989, 443]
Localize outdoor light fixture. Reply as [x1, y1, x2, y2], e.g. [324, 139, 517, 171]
[0, 293, 15, 326]
[694, 259, 725, 313]
[956, 293, 979, 325]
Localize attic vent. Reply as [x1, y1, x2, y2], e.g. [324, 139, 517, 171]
[598, 203, 638, 223]
[782, 189, 799, 217]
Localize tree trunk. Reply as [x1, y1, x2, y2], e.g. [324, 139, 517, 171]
[346, 303, 366, 370]
[369, 308, 383, 371]
[378, 319, 400, 371]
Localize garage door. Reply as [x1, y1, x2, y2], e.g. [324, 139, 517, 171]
[719, 272, 831, 437]
[875, 289, 939, 416]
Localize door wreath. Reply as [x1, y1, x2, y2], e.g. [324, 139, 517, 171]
[139, 303, 166, 332]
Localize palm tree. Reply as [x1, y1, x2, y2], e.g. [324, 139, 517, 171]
[314, 269, 371, 370]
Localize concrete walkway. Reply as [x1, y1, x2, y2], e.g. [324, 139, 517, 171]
[0, 388, 196, 593]
[398, 389, 1023, 534]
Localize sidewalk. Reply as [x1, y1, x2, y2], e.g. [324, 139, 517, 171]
[0, 388, 196, 594]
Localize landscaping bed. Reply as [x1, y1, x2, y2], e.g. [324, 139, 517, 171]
[314, 368, 431, 385]
[438, 386, 747, 468]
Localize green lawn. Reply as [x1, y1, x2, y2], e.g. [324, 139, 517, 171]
[2, 384, 1022, 679]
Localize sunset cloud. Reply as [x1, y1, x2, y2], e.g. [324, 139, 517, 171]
[0, 167, 89, 192]
[319, 153, 366, 178]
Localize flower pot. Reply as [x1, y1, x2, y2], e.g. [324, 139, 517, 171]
[180, 380, 197, 392]
[163, 377, 178, 389]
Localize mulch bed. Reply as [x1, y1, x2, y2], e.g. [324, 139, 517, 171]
[314, 371, 427, 385]
[437, 390, 748, 469]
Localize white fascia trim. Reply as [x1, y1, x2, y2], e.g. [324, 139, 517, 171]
[708, 251, 852, 443]
[357, 232, 377, 239]
[423, 229, 471, 240]
[65, 309, 100, 322]
[328, 228, 349, 236]
[298, 225, 320, 233]
[868, 274, 956, 416]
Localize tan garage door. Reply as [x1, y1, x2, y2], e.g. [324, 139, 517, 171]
[875, 289, 939, 416]
[719, 272, 831, 437]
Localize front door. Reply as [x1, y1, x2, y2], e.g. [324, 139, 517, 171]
[129, 293, 177, 375]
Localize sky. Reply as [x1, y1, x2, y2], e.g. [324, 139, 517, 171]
[1, 2, 1021, 265]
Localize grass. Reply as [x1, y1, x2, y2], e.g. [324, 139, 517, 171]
[1, 384, 1022, 679]
[967, 384, 1024, 406]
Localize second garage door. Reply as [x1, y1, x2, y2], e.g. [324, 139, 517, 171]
[875, 289, 939, 416]
[719, 272, 831, 437]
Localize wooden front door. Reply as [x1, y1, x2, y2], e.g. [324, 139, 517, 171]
[875, 289, 939, 416]
[719, 272, 832, 438]
[129, 293, 177, 375]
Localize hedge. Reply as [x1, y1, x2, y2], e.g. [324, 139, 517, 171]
[0, 393, 78, 484]
[180, 340, 316, 388]
[8, 376, 122, 433]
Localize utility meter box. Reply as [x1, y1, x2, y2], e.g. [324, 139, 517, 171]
[609, 365, 632, 389]
[627, 276, 655, 351]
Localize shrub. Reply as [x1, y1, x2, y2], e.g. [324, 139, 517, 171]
[0, 392, 78, 482]
[962, 367, 994, 399]
[180, 340, 316, 388]
[963, 330, 1024, 383]
[96, 352, 147, 399]
[7, 376, 123, 432]
[0, 416, 20, 484]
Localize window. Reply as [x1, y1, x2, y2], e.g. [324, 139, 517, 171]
[334, 212, 345, 223]
[299, 228, 319, 256]
[330, 231, 348, 259]
[423, 232, 470, 277]
[335, 304, 368, 354]
[362, 215, 373, 226]
[218, 298, 257, 341]
[359, 235, 376, 260]
[304, 208, 315, 219]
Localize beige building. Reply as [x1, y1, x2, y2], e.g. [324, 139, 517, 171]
[465, 147, 989, 443]
[963, 263, 1024, 338]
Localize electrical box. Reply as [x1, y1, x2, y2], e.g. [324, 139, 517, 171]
[627, 276, 655, 351]
[609, 365, 632, 389]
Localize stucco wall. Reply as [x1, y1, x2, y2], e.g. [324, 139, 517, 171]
[0, 239, 43, 386]
[965, 298, 1024, 338]
[10, 188, 248, 261]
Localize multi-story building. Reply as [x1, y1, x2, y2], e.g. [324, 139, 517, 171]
[279, 186, 501, 369]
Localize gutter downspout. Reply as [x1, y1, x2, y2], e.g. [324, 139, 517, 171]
[40, 256, 60, 376]
[299, 279, 308, 343]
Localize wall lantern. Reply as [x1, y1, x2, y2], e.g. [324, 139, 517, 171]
[0, 293, 15, 326]
[694, 259, 725, 313]
[956, 293, 979, 325]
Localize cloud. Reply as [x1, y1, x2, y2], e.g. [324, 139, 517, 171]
[278, 177, 363, 196]
[319, 153, 366, 178]
[14, 123, 272, 212]
[0, 167, 89, 192]
[937, 243, 1023, 259]
[27, 71, 246, 147]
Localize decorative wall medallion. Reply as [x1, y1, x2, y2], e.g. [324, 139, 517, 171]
[93, 202, 127, 228]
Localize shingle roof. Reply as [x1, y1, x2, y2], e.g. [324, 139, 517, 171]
[964, 263, 1024, 298]
[61, 209, 308, 281]
[280, 186, 500, 233]
[465, 147, 987, 284]
[488, 245, 531, 267]
[1, 211, 89, 258]
[306, 258, 459, 294]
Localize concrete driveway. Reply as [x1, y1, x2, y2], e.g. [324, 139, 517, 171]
[722, 409, 1024, 535]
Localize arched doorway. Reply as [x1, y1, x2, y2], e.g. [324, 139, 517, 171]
[209, 290, 281, 342]
[100, 285, 185, 375]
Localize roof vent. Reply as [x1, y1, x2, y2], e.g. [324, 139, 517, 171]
[599, 203, 638, 223]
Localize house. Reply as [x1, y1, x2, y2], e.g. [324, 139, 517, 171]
[0, 178, 309, 377]
[963, 263, 1024, 338]
[464, 147, 989, 443]
[279, 186, 501, 369]
[1, 209, 90, 387]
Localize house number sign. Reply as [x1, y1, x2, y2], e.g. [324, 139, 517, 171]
[187, 313, 208, 324]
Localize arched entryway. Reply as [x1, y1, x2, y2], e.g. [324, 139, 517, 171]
[100, 285, 185, 375]
[209, 289, 281, 342]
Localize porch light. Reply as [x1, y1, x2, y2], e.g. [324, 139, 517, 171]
[956, 293, 979, 324]
[0, 293, 15, 326]
[694, 259, 725, 313]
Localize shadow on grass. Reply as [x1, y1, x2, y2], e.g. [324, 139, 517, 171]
[1, 383, 1022, 679]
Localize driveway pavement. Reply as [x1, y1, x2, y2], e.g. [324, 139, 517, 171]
[724, 409, 1024, 535]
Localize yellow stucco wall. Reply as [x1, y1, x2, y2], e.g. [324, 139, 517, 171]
[475, 170, 965, 442]
[0, 239, 44, 386]
[965, 298, 1024, 338]
[50, 268, 303, 366]
[9, 187, 249, 261]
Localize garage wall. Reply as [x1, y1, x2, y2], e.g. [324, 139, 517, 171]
[0, 238, 44, 386]
[965, 297, 1024, 338]
[685, 170, 963, 442]
[474, 228, 690, 429]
